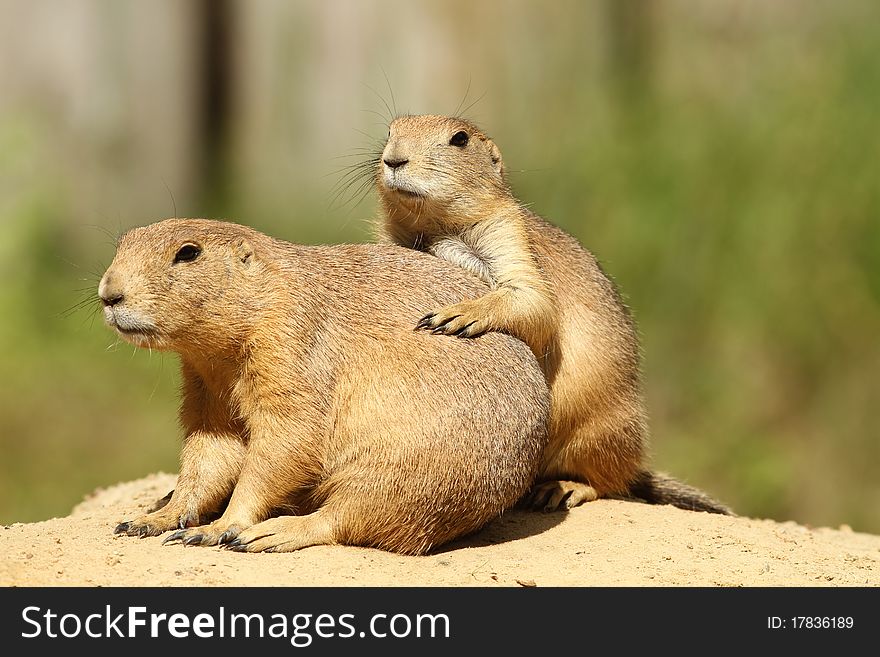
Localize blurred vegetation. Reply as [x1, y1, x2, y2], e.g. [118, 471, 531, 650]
[1, 0, 878, 533]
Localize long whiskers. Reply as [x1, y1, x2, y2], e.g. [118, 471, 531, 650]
[457, 90, 488, 122]
[453, 76, 473, 118]
[58, 294, 102, 320]
[326, 154, 382, 213]
[327, 73, 400, 219]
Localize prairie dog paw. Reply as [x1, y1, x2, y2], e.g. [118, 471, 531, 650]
[161, 519, 245, 547]
[114, 506, 200, 538]
[523, 480, 599, 512]
[224, 514, 334, 553]
[416, 300, 493, 338]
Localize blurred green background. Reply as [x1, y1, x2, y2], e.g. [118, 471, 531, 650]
[1, 0, 878, 532]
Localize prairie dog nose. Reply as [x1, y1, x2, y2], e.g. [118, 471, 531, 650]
[383, 157, 409, 170]
[98, 273, 124, 307]
[101, 291, 124, 307]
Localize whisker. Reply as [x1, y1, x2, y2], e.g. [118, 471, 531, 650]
[458, 90, 488, 120]
[361, 108, 391, 125]
[329, 167, 373, 193]
[330, 149, 381, 160]
[327, 156, 380, 182]
[328, 173, 378, 213]
[326, 157, 381, 178]
[148, 351, 164, 402]
[453, 75, 473, 117]
[362, 82, 394, 124]
[328, 169, 381, 219]
[352, 127, 381, 143]
[161, 177, 178, 219]
[381, 67, 398, 118]
[80, 223, 120, 248]
[327, 167, 379, 203]
[325, 166, 375, 187]
[58, 295, 101, 319]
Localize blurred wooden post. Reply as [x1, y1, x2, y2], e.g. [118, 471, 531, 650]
[198, 0, 233, 212]
[604, 0, 656, 105]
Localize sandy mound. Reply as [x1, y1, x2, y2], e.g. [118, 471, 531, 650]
[2, 473, 878, 586]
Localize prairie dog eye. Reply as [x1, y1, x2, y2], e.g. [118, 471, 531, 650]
[449, 131, 469, 147]
[173, 243, 201, 264]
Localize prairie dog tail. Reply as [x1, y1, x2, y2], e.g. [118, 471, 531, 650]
[627, 470, 733, 515]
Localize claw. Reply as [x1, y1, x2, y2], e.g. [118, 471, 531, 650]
[183, 534, 204, 546]
[178, 512, 198, 530]
[218, 530, 237, 545]
[225, 537, 242, 548]
[528, 488, 553, 511]
[544, 491, 573, 513]
[415, 313, 436, 330]
[432, 315, 458, 331]
[228, 544, 248, 552]
[453, 321, 477, 337]
[114, 522, 131, 535]
[163, 529, 187, 545]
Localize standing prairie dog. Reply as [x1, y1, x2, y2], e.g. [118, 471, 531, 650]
[376, 114, 730, 514]
[100, 218, 550, 554]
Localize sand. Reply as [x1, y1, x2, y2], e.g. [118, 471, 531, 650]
[2, 473, 878, 587]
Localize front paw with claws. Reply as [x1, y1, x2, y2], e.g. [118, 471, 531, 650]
[416, 300, 492, 339]
[161, 521, 244, 548]
[114, 507, 201, 539]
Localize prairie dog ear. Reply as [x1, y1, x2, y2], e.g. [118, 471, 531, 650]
[486, 138, 505, 178]
[235, 239, 254, 265]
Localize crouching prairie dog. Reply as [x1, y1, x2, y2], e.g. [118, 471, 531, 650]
[99, 218, 550, 554]
[376, 114, 730, 515]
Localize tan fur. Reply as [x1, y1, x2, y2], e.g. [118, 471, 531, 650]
[376, 114, 730, 514]
[100, 218, 550, 554]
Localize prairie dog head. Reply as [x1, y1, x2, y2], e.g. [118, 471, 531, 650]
[98, 218, 257, 354]
[378, 115, 508, 227]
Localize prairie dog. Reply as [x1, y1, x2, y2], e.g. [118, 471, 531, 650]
[376, 114, 730, 514]
[100, 218, 550, 554]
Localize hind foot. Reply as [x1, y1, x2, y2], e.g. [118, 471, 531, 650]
[224, 513, 335, 553]
[524, 480, 599, 512]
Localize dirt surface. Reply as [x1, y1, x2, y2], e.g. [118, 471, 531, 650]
[2, 473, 878, 587]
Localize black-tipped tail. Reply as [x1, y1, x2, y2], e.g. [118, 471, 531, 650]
[628, 470, 733, 515]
